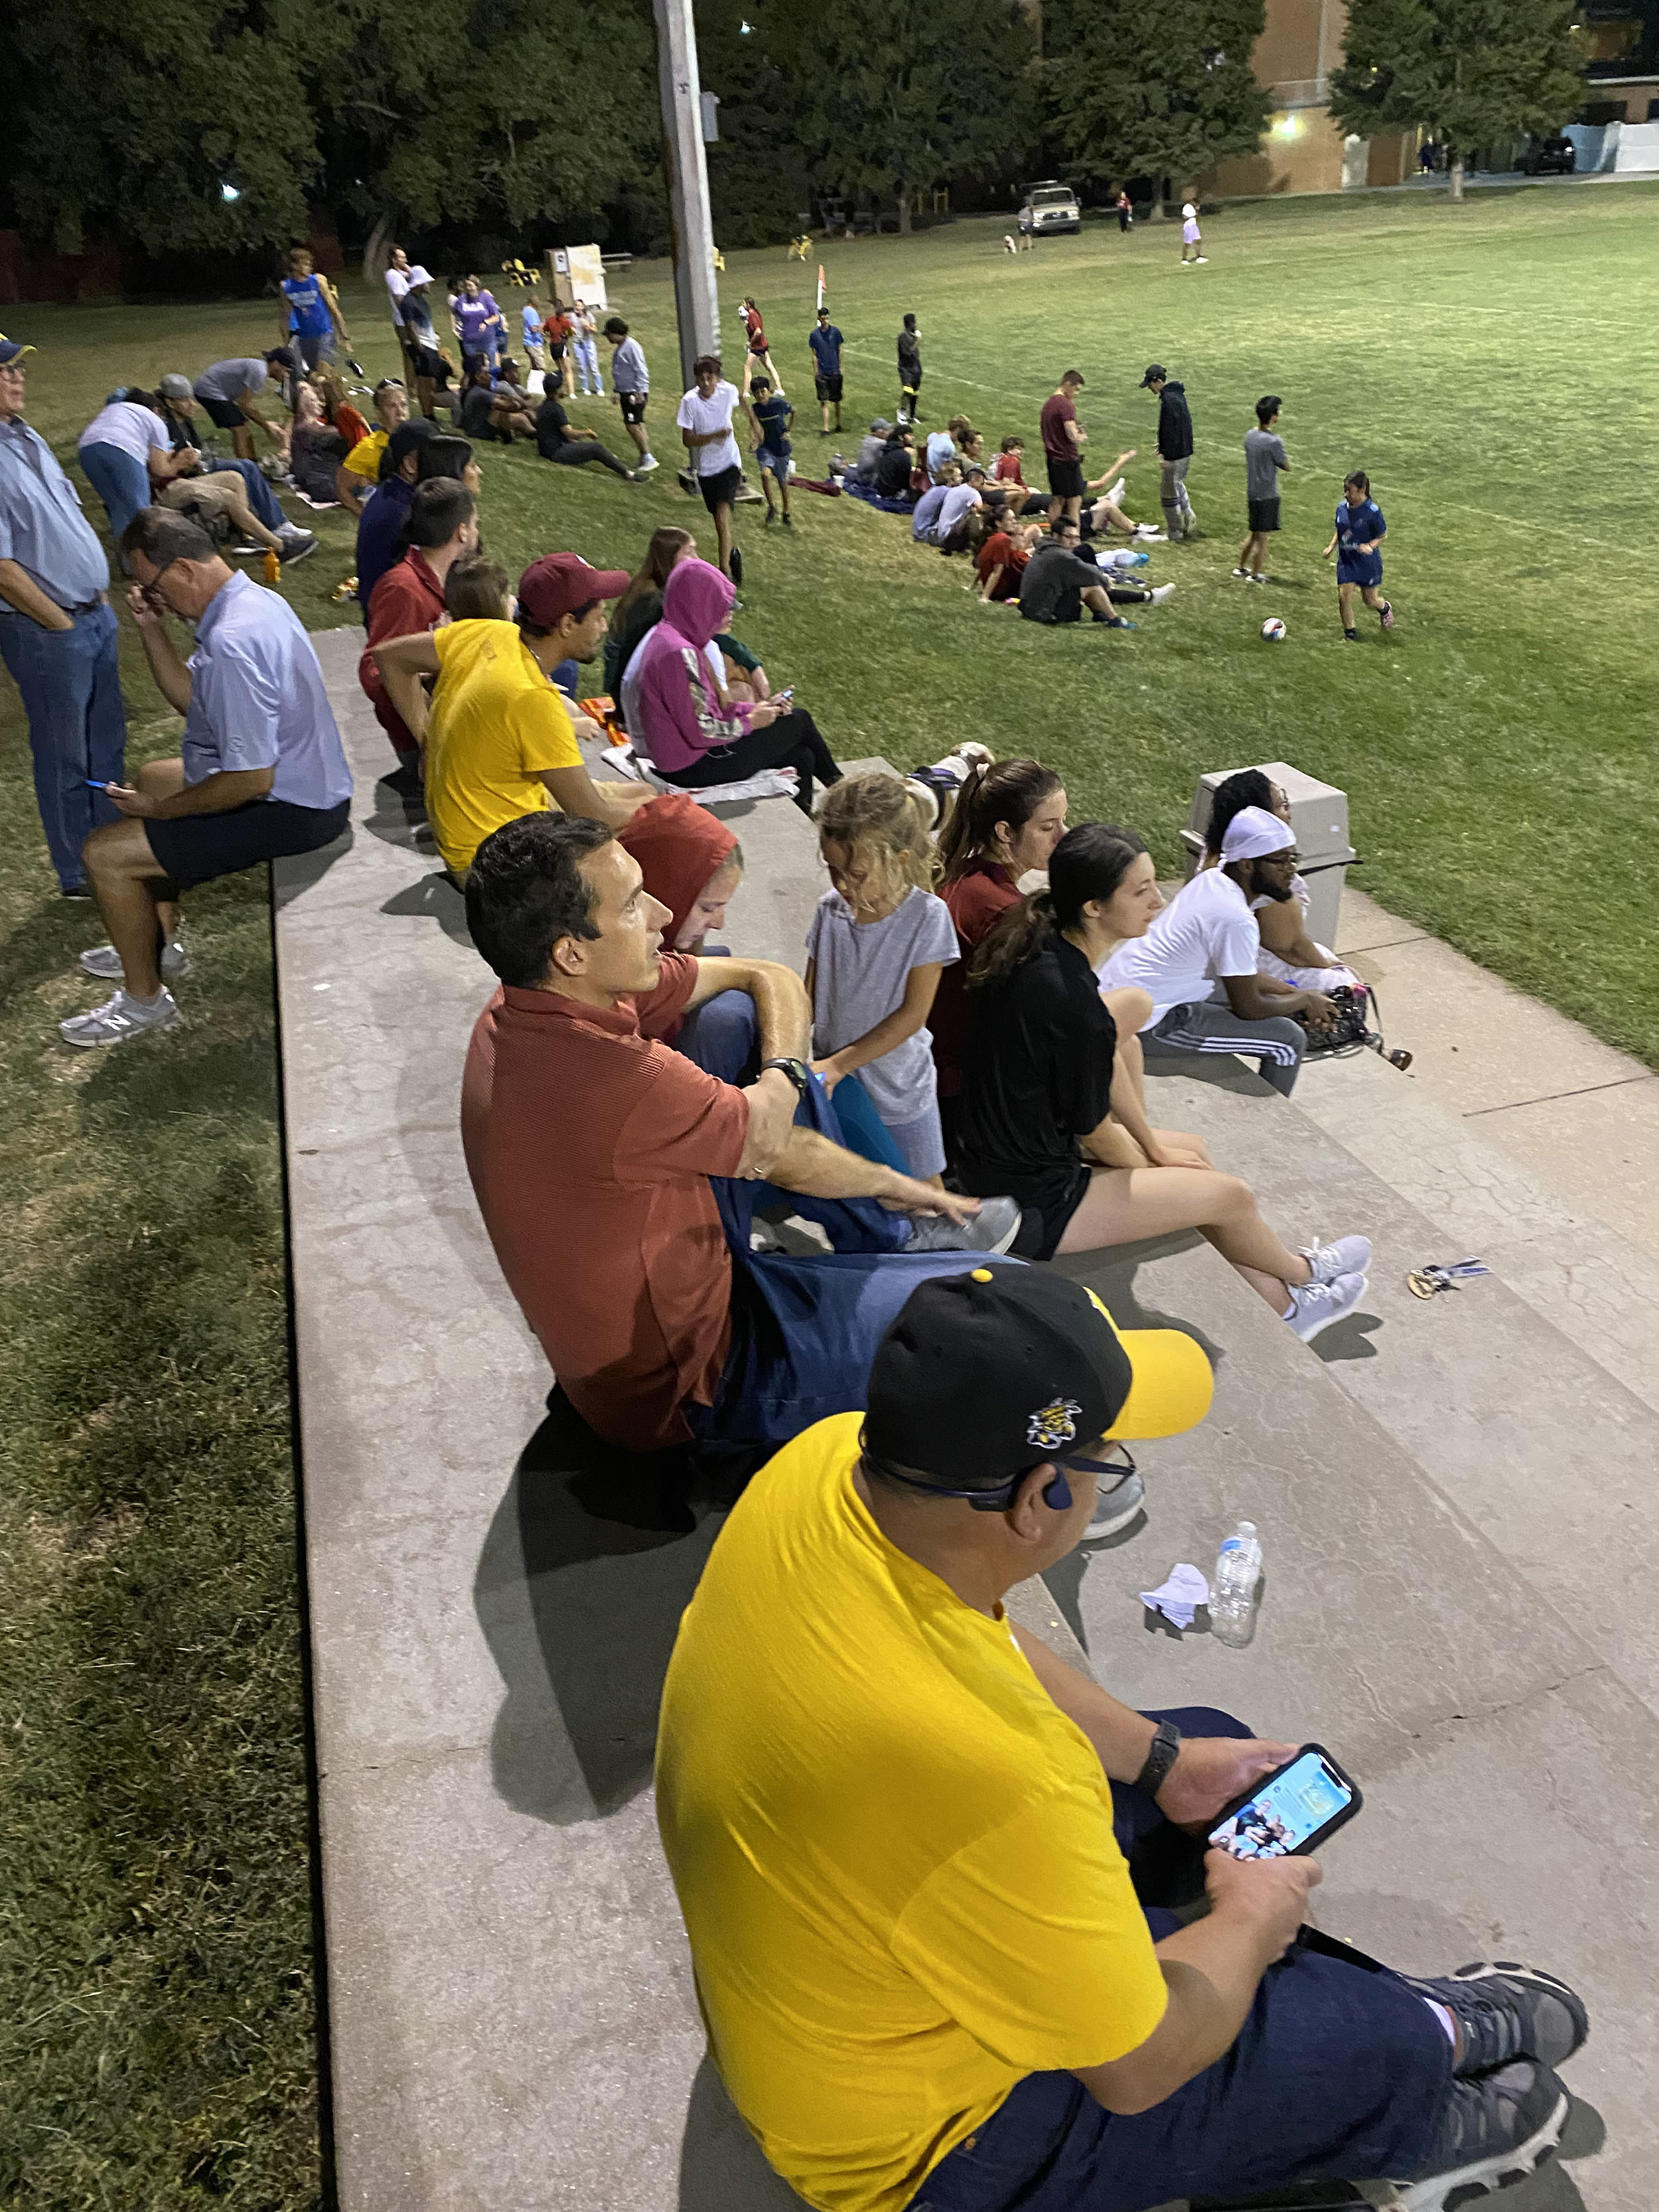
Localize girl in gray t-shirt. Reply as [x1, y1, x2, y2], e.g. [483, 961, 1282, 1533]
[804, 773, 960, 1181]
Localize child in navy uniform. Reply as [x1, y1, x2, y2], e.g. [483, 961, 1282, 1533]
[744, 375, 794, 527]
[1323, 469, 1393, 640]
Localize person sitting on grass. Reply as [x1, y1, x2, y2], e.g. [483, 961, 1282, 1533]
[1019, 517, 1171, 630]
[972, 515, 1042, 603]
[286, 380, 350, 504]
[743, 374, 794, 527]
[1323, 468, 1394, 641]
[806, 773, 962, 1183]
[459, 814, 1021, 1459]
[534, 383, 638, 479]
[873, 425, 918, 500]
[459, 361, 501, 443]
[1100, 802, 1340, 1096]
[63, 509, 351, 1050]
[912, 462, 981, 548]
[1198, 770, 1363, 997]
[488, 357, 539, 442]
[657, 1256, 1588, 2212]
[374, 552, 652, 878]
[1082, 451, 1164, 541]
[335, 378, 409, 515]
[153, 372, 305, 541]
[358, 477, 480, 773]
[629, 557, 841, 816]
[312, 364, 368, 455]
[956, 823, 1372, 1339]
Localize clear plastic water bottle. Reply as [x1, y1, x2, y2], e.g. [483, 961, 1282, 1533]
[1210, 1520, 1262, 1647]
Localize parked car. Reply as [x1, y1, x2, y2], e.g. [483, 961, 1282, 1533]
[1518, 135, 1576, 175]
[1019, 180, 1082, 234]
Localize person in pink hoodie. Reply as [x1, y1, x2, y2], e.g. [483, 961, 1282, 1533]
[628, 557, 841, 816]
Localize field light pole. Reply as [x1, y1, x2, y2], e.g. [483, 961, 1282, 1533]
[653, 0, 721, 394]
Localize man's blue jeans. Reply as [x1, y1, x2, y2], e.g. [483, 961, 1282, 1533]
[678, 991, 1019, 1448]
[907, 1706, 1453, 2212]
[0, 603, 126, 890]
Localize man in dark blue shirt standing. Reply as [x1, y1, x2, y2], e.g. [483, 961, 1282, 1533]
[808, 308, 844, 437]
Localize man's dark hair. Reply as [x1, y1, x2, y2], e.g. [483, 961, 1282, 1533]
[817, 307, 830, 319]
[405, 479, 476, 549]
[119, 507, 216, 568]
[1256, 395, 1281, 424]
[751, 374, 772, 394]
[603, 316, 628, 337]
[465, 814, 615, 988]
[693, 353, 722, 377]
[518, 597, 597, 643]
[444, 553, 510, 621]
[417, 435, 474, 484]
[1061, 367, 1085, 386]
[1048, 514, 1079, 537]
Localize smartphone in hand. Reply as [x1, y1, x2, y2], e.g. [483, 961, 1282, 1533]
[1208, 1744, 1361, 1861]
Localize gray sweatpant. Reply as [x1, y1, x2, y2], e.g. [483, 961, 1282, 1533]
[1147, 988, 1305, 1096]
[1159, 455, 1194, 539]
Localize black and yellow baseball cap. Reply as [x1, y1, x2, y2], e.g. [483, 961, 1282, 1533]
[864, 1266, 1212, 1485]
[0, 336, 36, 368]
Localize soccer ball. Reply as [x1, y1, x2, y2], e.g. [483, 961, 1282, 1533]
[1260, 617, 1287, 642]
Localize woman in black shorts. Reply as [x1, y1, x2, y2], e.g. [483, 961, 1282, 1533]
[953, 824, 1372, 1338]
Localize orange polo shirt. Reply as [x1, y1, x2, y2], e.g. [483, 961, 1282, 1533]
[460, 957, 749, 1447]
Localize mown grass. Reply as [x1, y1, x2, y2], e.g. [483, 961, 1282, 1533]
[1, 179, 1655, 2206]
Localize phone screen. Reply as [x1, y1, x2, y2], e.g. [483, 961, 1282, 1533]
[1208, 1751, 1354, 1860]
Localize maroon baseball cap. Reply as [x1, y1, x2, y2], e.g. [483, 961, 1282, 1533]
[517, 552, 630, 627]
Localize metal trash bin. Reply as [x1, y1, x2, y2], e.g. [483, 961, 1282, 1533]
[1181, 761, 1356, 952]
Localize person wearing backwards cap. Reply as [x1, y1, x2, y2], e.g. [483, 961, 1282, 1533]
[372, 552, 656, 875]
[657, 1263, 1589, 2212]
[1100, 804, 1336, 1098]
[0, 333, 128, 899]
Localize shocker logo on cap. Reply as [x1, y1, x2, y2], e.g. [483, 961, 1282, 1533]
[1026, 1398, 1082, 1450]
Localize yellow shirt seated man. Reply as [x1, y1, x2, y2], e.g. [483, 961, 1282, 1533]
[373, 552, 652, 875]
[657, 1269, 1536, 2212]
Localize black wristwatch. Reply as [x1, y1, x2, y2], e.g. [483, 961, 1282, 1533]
[1134, 1719, 1183, 1797]
[760, 1056, 811, 1098]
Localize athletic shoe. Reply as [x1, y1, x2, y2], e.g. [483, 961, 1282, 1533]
[1344, 628, 1361, 641]
[1092, 613, 1136, 628]
[1381, 598, 1396, 629]
[1082, 1468, 1146, 1541]
[1396, 2059, 1568, 2212]
[59, 884, 92, 901]
[278, 532, 319, 564]
[1131, 526, 1166, 541]
[58, 987, 181, 1049]
[80, 939, 190, 981]
[729, 546, 744, 585]
[763, 508, 778, 526]
[1232, 566, 1252, 580]
[1104, 477, 1126, 504]
[1195, 256, 1209, 263]
[902, 1195, 1022, 1256]
[233, 541, 267, 556]
[1283, 1269, 1367, 1342]
[1401, 1962, 1589, 2075]
[634, 454, 660, 473]
[782, 514, 794, 528]
[1149, 583, 1176, 605]
[1248, 571, 1269, 585]
[625, 471, 644, 484]
[1301, 1235, 1372, 1285]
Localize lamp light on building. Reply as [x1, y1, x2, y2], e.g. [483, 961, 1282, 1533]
[1272, 113, 1302, 140]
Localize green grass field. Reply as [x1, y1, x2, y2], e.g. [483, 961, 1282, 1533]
[2, 181, 1656, 2205]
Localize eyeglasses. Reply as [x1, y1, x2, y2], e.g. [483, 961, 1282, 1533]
[863, 1441, 1135, 1513]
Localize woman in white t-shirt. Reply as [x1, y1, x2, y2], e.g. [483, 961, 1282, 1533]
[78, 391, 200, 546]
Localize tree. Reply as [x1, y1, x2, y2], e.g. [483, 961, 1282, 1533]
[696, 0, 814, 248]
[1045, 0, 1269, 216]
[770, 0, 1039, 233]
[1331, 0, 1585, 202]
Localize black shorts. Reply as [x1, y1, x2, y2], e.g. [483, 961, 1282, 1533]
[197, 394, 251, 433]
[1046, 456, 1085, 500]
[814, 373, 843, 403]
[145, 796, 351, 892]
[1248, 496, 1281, 534]
[698, 463, 743, 514]
[956, 1161, 1090, 1262]
[618, 391, 648, 425]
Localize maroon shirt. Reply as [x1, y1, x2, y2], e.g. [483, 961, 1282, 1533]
[930, 861, 1021, 1099]
[358, 548, 446, 750]
[1039, 391, 1078, 464]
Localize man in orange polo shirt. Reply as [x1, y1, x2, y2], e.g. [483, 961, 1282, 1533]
[459, 813, 1022, 1451]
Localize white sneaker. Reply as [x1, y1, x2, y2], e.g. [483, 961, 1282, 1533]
[1133, 524, 1166, 540]
[59, 987, 181, 1049]
[1283, 1270, 1368, 1342]
[1195, 256, 1209, 264]
[80, 940, 190, 981]
[1149, 583, 1176, 605]
[634, 454, 660, 473]
[1105, 477, 1126, 505]
[1082, 1468, 1146, 1540]
[1302, 1235, 1372, 1284]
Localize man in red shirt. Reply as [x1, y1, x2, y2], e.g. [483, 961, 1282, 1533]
[461, 814, 1021, 1452]
[1039, 368, 1088, 526]
[358, 478, 478, 767]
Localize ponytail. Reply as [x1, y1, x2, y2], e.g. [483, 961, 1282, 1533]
[970, 822, 1149, 986]
[937, 757, 1064, 882]
[970, 889, 1058, 986]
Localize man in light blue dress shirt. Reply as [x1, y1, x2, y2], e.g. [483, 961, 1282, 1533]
[62, 508, 352, 1049]
[0, 334, 127, 895]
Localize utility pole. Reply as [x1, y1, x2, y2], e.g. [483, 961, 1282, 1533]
[652, 0, 721, 394]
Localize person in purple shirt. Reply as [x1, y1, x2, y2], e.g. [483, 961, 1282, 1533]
[451, 277, 506, 374]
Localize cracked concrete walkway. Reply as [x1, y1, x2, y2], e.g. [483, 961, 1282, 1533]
[277, 638, 1656, 2210]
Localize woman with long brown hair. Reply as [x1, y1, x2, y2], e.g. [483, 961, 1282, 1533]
[605, 524, 770, 713]
[956, 824, 1372, 1338]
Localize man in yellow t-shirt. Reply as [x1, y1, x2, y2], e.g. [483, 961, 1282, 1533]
[658, 1270, 1580, 2212]
[372, 552, 652, 875]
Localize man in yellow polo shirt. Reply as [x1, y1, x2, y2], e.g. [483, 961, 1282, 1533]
[374, 552, 652, 875]
[656, 1269, 1583, 2212]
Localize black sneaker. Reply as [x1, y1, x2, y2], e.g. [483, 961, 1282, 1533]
[1402, 1962, 1588, 2075]
[1398, 2059, 1569, 2211]
[729, 545, 744, 586]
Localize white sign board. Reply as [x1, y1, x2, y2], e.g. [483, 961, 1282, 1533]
[548, 244, 608, 312]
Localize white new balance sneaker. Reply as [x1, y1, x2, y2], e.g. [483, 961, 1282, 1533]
[80, 940, 190, 981]
[59, 987, 181, 1049]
